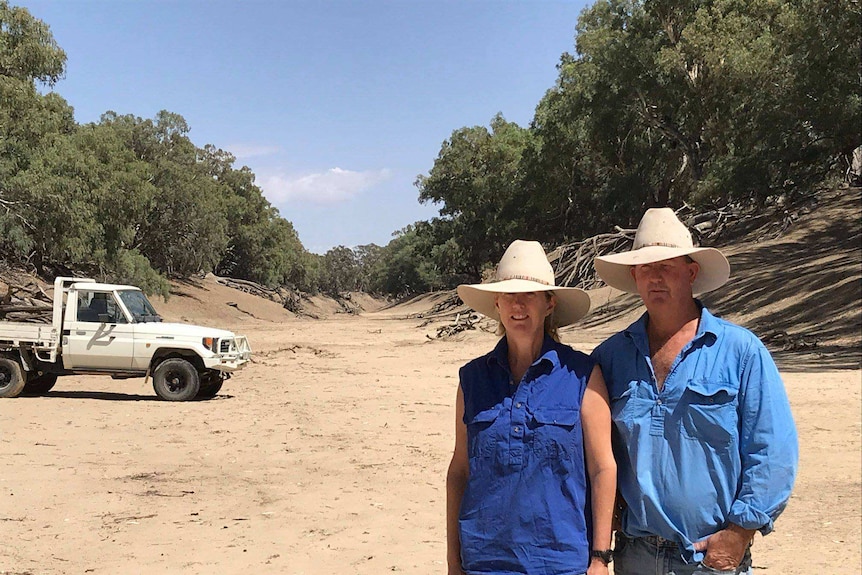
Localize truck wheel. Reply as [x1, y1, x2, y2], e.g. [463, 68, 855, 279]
[152, 358, 200, 401]
[22, 373, 58, 396]
[0, 357, 26, 398]
[196, 372, 224, 399]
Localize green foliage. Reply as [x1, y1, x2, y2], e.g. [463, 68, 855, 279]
[414, 0, 860, 288]
[0, 2, 312, 295]
[0, 0, 66, 84]
[318, 246, 360, 296]
[544, 0, 861, 210]
[204, 146, 312, 290]
[353, 243, 383, 293]
[97, 112, 229, 278]
[0, 2, 320, 297]
[106, 249, 171, 300]
[362, 223, 446, 298]
[416, 114, 532, 280]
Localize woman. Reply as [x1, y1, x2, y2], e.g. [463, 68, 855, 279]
[446, 240, 616, 575]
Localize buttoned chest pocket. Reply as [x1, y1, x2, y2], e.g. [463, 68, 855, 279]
[466, 408, 502, 459]
[611, 383, 655, 441]
[681, 379, 739, 449]
[528, 407, 581, 460]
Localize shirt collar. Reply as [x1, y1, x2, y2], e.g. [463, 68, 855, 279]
[694, 303, 722, 342]
[488, 334, 561, 371]
[625, 299, 721, 344]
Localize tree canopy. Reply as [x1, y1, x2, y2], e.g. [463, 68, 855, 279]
[412, 0, 860, 284]
[0, 2, 313, 297]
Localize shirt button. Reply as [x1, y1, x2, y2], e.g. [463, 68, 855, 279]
[513, 426, 521, 433]
[657, 399, 663, 405]
[515, 402, 522, 408]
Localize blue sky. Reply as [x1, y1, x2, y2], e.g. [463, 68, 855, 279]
[19, 0, 589, 254]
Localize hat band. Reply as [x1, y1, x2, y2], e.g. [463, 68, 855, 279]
[496, 274, 552, 286]
[634, 241, 691, 249]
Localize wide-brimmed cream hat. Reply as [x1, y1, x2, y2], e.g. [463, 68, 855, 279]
[594, 208, 730, 295]
[457, 240, 590, 327]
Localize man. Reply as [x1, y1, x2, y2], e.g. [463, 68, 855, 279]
[590, 208, 798, 575]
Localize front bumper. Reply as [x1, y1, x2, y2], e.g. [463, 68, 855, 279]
[203, 335, 252, 372]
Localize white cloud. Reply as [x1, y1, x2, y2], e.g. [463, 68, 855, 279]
[225, 144, 281, 159]
[259, 167, 392, 204]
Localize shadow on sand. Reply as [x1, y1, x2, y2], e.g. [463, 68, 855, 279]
[30, 391, 235, 402]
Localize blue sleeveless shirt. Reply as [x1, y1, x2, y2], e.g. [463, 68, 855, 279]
[458, 335, 594, 575]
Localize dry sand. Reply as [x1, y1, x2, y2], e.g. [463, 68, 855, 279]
[1, 189, 860, 574]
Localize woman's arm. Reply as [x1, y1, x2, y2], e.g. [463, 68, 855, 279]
[582, 365, 617, 575]
[446, 385, 469, 575]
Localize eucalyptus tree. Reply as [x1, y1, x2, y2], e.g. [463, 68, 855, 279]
[353, 243, 382, 294]
[201, 145, 310, 289]
[97, 111, 229, 278]
[416, 114, 532, 281]
[532, 0, 861, 220]
[0, 0, 65, 83]
[365, 224, 444, 297]
[0, 0, 70, 265]
[319, 245, 360, 296]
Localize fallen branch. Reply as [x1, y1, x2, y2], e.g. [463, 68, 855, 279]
[547, 230, 635, 289]
[761, 330, 819, 351]
[427, 312, 479, 339]
[0, 278, 54, 322]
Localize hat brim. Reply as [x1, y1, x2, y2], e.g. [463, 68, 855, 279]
[594, 246, 730, 295]
[456, 279, 591, 327]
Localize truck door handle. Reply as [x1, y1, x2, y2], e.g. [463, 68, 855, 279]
[76, 331, 86, 335]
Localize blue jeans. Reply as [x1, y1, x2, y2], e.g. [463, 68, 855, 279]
[613, 532, 752, 575]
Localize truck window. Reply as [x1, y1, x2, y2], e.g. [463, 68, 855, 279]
[117, 290, 161, 323]
[77, 291, 128, 324]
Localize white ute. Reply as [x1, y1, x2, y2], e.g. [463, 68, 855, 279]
[0, 277, 252, 401]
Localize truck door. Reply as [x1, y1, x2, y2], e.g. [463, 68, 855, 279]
[63, 290, 135, 370]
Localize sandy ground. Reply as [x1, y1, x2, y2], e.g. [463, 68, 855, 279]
[0, 276, 859, 575]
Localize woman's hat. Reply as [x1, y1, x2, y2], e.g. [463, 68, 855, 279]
[593, 208, 730, 295]
[457, 240, 591, 327]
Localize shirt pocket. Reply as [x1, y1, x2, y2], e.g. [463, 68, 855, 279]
[611, 383, 653, 440]
[466, 407, 502, 458]
[529, 407, 581, 458]
[680, 378, 739, 449]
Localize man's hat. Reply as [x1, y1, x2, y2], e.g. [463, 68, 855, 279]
[593, 208, 730, 295]
[457, 240, 591, 327]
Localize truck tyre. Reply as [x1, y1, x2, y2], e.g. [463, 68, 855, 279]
[196, 372, 224, 399]
[22, 373, 58, 396]
[152, 358, 200, 401]
[0, 357, 26, 398]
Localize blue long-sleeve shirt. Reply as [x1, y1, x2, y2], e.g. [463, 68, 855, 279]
[592, 304, 798, 563]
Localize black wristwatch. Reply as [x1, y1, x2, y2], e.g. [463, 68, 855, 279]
[591, 549, 614, 565]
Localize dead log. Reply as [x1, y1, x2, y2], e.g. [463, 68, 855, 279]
[0, 303, 53, 313]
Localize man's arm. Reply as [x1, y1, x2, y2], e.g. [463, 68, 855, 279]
[731, 341, 798, 531]
[699, 341, 798, 569]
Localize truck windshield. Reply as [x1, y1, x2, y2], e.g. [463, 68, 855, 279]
[118, 290, 162, 323]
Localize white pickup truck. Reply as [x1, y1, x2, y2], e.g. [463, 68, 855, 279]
[0, 277, 251, 401]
